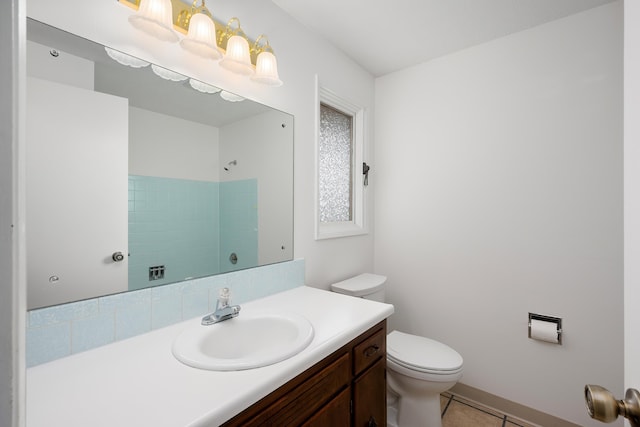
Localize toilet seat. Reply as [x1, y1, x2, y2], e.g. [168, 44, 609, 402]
[387, 330, 463, 376]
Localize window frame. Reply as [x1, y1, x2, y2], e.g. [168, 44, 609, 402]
[314, 80, 367, 240]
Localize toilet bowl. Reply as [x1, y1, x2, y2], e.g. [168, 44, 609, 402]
[331, 273, 464, 427]
[387, 330, 463, 427]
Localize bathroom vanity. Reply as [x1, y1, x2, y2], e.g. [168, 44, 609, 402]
[26, 286, 393, 427]
[222, 320, 387, 426]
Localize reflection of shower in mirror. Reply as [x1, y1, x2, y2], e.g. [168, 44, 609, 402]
[224, 160, 237, 171]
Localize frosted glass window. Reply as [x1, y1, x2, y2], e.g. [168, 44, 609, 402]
[315, 83, 366, 240]
[319, 103, 353, 222]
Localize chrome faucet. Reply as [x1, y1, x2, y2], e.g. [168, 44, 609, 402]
[201, 287, 241, 325]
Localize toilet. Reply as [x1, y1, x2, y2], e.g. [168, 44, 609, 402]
[331, 273, 463, 427]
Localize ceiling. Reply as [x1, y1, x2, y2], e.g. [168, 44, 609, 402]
[272, 0, 617, 77]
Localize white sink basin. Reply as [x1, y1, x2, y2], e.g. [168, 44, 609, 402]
[172, 311, 314, 371]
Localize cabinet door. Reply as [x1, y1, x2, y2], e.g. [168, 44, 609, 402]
[353, 358, 386, 427]
[301, 387, 351, 427]
[26, 77, 128, 309]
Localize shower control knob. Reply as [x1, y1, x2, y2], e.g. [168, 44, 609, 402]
[112, 251, 125, 262]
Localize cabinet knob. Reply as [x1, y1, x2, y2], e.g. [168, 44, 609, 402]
[364, 344, 380, 358]
[368, 416, 378, 427]
[112, 251, 125, 262]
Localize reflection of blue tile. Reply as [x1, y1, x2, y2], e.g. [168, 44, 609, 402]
[72, 314, 115, 353]
[26, 323, 71, 367]
[128, 175, 221, 291]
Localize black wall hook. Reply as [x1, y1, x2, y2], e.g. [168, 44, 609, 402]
[363, 162, 371, 186]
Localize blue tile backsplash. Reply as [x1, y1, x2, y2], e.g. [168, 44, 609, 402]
[26, 259, 305, 367]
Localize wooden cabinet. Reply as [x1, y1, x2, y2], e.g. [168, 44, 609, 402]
[221, 320, 387, 427]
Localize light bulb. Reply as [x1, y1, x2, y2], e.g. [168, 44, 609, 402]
[128, 0, 178, 43]
[180, 13, 222, 60]
[251, 51, 282, 86]
[219, 35, 254, 76]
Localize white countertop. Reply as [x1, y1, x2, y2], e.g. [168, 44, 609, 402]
[26, 286, 394, 427]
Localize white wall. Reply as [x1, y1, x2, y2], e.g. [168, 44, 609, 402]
[129, 107, 221, 181]
[2, 0, 26, 425]
[26, 40, 94, 90]
[27, 0, 376, 289]
[624, 0, 640, 398]
[219, 110, 294, 265]
[374, 3, 622, 426]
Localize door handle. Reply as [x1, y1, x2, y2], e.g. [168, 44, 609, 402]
[112, 251, 125, 262]
[585, 384, 640, 426]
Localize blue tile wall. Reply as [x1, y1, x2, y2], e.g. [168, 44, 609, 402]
[128, 175, 221, 290]
[128, 176, 259, 290]
[220, 179, 258, 273]
[26, 259, 305, 367]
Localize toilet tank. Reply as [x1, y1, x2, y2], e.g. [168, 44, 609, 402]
[331, 273, 387, 302]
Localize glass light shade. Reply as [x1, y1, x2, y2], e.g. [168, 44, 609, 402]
[189, 78, 221, 94]
[219, 35, 254, 76]
[180, 13, 222, 60]
[129, 0, 178, 43]
[151, 64, 188, 81]
[250, 51, 283, 87]
[220, 90, 245, 102]
[104, 47, 150, 68]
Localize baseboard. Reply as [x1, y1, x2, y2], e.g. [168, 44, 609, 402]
[450, 383, 582, 427]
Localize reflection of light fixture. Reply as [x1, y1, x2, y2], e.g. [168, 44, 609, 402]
[105, 47, 150, 68]
[250, 35, 282, 87]
[128, 0, 179, 43]
[151, 64, 188, 81]
[189, 78, 221, 94]
[219, 18, 253, 76]
[179, 1, 222, 60]
[220, 91, 245, 102]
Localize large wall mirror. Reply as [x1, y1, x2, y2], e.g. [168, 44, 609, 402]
[26, 19, 294, 310]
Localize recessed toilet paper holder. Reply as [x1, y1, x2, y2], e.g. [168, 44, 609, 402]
[528, 313, 562, 345]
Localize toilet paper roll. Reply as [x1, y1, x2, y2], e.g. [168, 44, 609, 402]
[530, 319, 559, 343]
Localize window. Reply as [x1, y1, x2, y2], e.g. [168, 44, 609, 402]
[315, 83, 367, 239]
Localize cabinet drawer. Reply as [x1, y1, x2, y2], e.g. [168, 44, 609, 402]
[353, 327, 385, 376]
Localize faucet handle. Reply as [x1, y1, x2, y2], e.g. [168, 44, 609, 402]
[218, 287, 231, 307]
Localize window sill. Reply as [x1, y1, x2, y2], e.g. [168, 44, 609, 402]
[316, 222, 368, 240]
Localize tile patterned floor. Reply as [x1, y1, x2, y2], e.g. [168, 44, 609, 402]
[440, 393, 538, 427]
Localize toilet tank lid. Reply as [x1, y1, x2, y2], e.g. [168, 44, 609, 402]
[331, 273, 387, 297]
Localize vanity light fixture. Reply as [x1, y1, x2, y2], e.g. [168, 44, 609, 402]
[128, 0, 179, 43]
[121, 0, 283, 86]
[218, 18, 254, 76]
[179, 1, 222, 60]
[250, 35, 282, 87]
